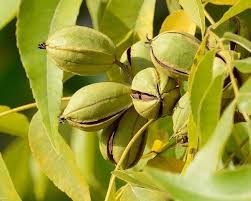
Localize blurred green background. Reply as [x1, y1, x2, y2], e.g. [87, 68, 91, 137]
[1, 0, 251, 200]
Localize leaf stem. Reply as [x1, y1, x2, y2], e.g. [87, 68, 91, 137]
[104, 119, 154, 201]
[115, 184, 128, 200]
[0, 97, 71, 118]
[216, 37, 251, 126]
[204, 8, 216, 25]
[114, 59, 133, 83]
[242, 112, 251, 125]
[0, 102, 37, 118]
[228, 62, 239, 97]
[224, 136, 249, 167]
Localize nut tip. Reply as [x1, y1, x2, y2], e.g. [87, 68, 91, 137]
[145, 34, 152, 45]
[38, 42, 46, 50]
[59, 116, 66, 124]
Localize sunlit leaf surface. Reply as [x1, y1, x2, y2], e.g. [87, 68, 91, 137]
[29, 112, 91, 201]
[3, 140, 31, 197]
[0, 153, 22, 201]
[179, 0, 205, 35]
[0, 105, 29, 137]
[160, 10, 196, 35]
[214, 1, 251, 27]
[17, 0, 82, 150]
[0, 0, 20, 30]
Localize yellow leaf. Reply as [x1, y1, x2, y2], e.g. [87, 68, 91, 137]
[0, 105, 29, 137]
[147, 155, 184, 173]
[3, 139, 30, 197]
[30, 157, 48, 201]
[179, 0, 205, 35]
[29, 112, 91, 201]
[160, 10, 196, 35]
[0, 153, 22, 201]
[206, 0, 239, 5]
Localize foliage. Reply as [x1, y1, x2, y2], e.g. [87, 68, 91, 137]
[0, 0, 251, 201]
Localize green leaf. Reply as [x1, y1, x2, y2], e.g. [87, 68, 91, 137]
[86, 0, 108, 30]
[100, 0, 156, 55]
[120, 185, 169, 201]
[214, 1, 251, 28]
[184, 39, 209, 167]
[185, 101, 236, 178]
[190, 50, 224, 145]
[172, 92, 190, 135]
[166, 0, 181, 13]
[179, 0, 205, 35]
[232, 57, 251, 73]
[115, 185, 127, 200]
[17, 0, 60, 148]
[198, 62, 225, 145]
[49, 0, 83, 34]
[211, 166, 251, 199]
[0, 153, 22, 201]
[188, 33, 208, 90]
[190, 48, 215, 121]
[2, 139, 31, 198]
[29, 112, 91, 201]
[238, 77, 251, 114]
[17, 0, 82, 150]
[185, 33, 209, 167]
[71, 129, 111, 201]
[205, 0, 238, 5]
[190, 49, 225, 146]
[117, 165, 251, 201]
[30, 157, 48, 201]
[0, 0, 20, 30]
[231, 122, 251, 155]
[223, 32, 251, 53]
[113, 170, 160, 190]
[147, 164, 251, 201]
[0, 105, 29, 137]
